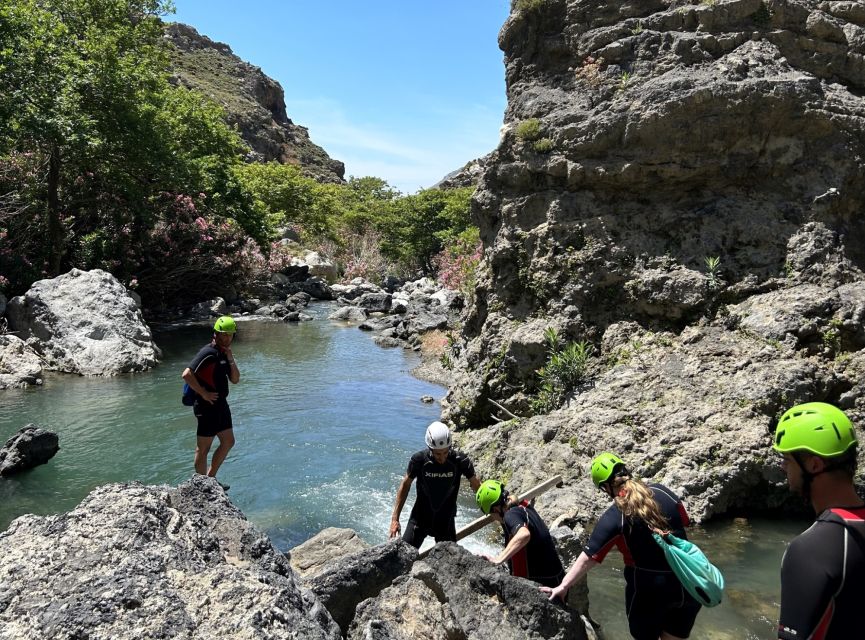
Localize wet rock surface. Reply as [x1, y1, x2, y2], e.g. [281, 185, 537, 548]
[0, 425, 59, 476]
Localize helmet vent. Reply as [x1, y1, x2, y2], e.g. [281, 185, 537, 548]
[832, 423, 841, 439]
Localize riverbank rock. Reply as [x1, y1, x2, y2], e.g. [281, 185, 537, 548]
[6, 269, 161, 376]
[305, 539, 418, 635]
[440, 0, 865, 528]
[348, 543, 592, 640]
[0, 425, 58, 476]
[288, 527, 370, 579]
[0, 476, 341, 639]
[0, 335, 42, 389]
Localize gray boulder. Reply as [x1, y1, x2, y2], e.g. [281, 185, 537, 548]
[306, 539, 418, 635]
[6, 269, 160, 375]
[328, 306, 369, 323]
[0, 425, 59, 476]
[288, 527, 370, 579]
[0, 334, 42, 389]
[0, 476, 340, 639]
[348, 543, 590, 640]
[357, 292, 393, 313]
[286, 277, 334, 301]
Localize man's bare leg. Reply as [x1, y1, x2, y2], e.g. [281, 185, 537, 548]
[207, 429, 235, 477]
[195, 436, 214, 475]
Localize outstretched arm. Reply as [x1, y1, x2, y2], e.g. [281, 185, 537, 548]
[486, 524, 531, 565]
[469, 475, 481, 493]
[389, 474, 413, 539]
[542, 551, 598, 602]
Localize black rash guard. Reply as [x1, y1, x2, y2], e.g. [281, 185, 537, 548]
[502, 501, 564, 588]
[778, 506, 865, 640]
[406, 449, 475, 525]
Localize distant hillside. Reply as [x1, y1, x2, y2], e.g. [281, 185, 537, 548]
[164, 23, 345, 184]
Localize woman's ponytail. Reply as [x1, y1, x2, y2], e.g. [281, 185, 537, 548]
[612, 476, 669, 532]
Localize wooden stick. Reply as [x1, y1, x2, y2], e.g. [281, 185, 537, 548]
[417, 474, 564, 559]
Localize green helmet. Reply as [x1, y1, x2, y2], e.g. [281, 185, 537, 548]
[773, 402, 857, 458]
[476, 479, 505, 515]
[213, 315, 237, 334]
[591, 452, 626, 487]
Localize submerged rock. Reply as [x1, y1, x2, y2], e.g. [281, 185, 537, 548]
[0, 425, 58, 476]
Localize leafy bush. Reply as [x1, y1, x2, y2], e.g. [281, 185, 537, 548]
[515, 118, 542, 141]
[531, 327, 594, 413]
[533, 138, 554, 153]
[514, 0, 546, 12]
[433, 227, 482, 296]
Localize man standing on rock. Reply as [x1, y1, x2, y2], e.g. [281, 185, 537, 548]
[181, 316, 240, 490]
[389, 421, 481, 548]
[774, 402, 865, 640]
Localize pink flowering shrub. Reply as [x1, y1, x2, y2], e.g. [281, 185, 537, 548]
[433, 229, 483, 296]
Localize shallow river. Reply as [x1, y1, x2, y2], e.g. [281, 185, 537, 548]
[0, 304, 808, 638]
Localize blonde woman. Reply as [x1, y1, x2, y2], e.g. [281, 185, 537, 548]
[542, 453, 702, 640]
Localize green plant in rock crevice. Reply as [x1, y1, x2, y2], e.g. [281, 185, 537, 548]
[531, 327, 594, 414]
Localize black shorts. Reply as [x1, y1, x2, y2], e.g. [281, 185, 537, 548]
[402, 516, 457, 549]
[624, 567, 701, 640]
[194, 401, 233, 438]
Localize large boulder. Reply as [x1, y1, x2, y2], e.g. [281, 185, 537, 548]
[288, 527, 370, 579]
[0, 425, 59, 476]
[6, 269, 161, 376]
[305, 539, 418, 635]
[348, 543, 592, 640]
[0, 334, 42, 389]
[0, 476, 341, 639]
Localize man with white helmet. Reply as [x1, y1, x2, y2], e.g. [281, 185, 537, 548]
[389, 421, 481, 548]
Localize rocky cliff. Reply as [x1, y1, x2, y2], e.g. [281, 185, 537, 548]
[444, 0, 865, 525]
[165, 23, 345, 184]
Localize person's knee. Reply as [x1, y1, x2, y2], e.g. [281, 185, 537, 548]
[220, 432, 235, 448]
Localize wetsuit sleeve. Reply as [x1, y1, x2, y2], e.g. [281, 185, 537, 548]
[406, 451, 423, 478]
[583, 505, 623, 563]
[778, 527, 843, 640]
[503, 506, 529, 537]
[187, 346, 217, 390]
[457, 452, 476, 479]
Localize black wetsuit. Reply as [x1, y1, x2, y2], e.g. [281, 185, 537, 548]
[583, 483, 701, 640]
[501, 501, 565, 589]
[778, 505, 865, 640]
[402, 449, 475, 548]
[188, 343, 233, 438]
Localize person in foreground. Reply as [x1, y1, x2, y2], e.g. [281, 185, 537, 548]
[389, 421, 481, 548]
[542, 453, 701, 640]
[475, 479, 566, 598]
[774, 401, 864, 640]
[181, 315, 240, 489]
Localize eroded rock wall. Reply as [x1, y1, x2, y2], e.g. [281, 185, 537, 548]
[445, 0, 865, 523]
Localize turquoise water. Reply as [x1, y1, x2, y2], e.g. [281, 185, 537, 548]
[0, 306, 805, 637]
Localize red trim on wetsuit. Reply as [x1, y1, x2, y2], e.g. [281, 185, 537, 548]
[592, 534, 633, 566]
[197, 360, 216, 389]
[677, 501, 690, 527]
[829, 507, 865, 521]
[511, 548, 528, 577]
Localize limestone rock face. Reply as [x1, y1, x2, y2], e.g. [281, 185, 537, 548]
[165, 23, 345, 184]
[6, 269, 161, 376]
[0, 425, 59, 476]
[0, 334, 42, 389]
[442, 0, 865, 525]
[0, 477, 341, 639]
[348, 543, 591, 640]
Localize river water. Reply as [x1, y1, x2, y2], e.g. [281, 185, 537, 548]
[0, 303, 808, 639]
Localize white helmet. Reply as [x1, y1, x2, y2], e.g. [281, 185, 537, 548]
[425, 421, 451, 450]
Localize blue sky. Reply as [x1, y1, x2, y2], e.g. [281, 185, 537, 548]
[170, 1, 511, 193]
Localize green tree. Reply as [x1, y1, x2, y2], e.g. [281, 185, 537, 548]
[0, 0, 175, 275]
